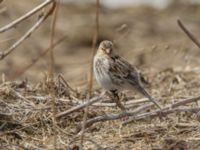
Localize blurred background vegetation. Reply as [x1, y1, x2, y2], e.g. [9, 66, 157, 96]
[0, 0, 200, 89]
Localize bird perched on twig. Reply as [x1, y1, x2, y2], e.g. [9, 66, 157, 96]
[93, 40, 162, 111]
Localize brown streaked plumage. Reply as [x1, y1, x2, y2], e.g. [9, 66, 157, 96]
[93, 40, 162, 110]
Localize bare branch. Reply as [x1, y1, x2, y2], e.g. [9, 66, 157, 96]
[49, 0, 59, 78]
[76, 103, 153, 132]
[0, 1, 56, 60]
[9, 35, 68, 80]
[92, 98, 149, 108]
[55, 92, 105, 119]
[171, 95, 200, 108]
[88, 0, 100, 95]
[80, 0, 100, 148]
[124, 95, 200, 125]
[74, 95, 200, 130]
[0, 0, 53, 33]
[123, 107, 200, 125]
[47, 1, 59, 149]
[177, 19, 200, 49]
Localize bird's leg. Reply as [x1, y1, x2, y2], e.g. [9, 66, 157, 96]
[109, 90, 129, 121]
[110, 90, 126, 111]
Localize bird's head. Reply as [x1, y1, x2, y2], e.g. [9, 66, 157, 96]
[97, 40, 114, 56]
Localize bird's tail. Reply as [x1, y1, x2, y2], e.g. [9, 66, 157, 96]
[136, 85, 162, 110]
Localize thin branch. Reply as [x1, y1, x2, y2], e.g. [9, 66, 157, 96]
[0, 1, 56, 60]
[56, 95, 200, 121]
[75, 95, 200, 130]
[76, 103, 153, 132]
[123, 107, 200, 125]
[80, 0, 100, 149]
[0, 0, 53, 33]
[57, 74, 76, 94]
[92, 98, 149, 107]
[49, 0, 59, 78]
[48, 0, 59, 149]
[124, 95, 200, 125]
[88, 0, 100, 95]
[171, 95, 200, 108]
[8, 35, 68, 80]
[55, 92, 105, 119]
[177, 19, 200, 49]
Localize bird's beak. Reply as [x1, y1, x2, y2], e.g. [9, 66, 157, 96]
[105, 48, 111, 54]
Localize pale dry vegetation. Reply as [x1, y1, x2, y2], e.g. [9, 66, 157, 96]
[0, 0, 200, 150]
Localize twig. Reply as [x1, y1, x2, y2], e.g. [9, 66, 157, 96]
[76, 103, 153, 132]
[177, 19, 200, 49]
[175, 122, 198, 128]
[80, 0, 100, 149]
[0, 0, 53, 33]
[92, 98, 149, 107]
[49, 0, 59, 78]
[48, 0, 58, 149]
[8, 35, 68, 80]
[123, 107, 200, 125]
[171, 95, 200, 108]
[56, 94, 200, 121]
[74, 95, 200, 129]
[58, 74, 76, 94]
[88, 0, 100, 95]
[0, 122, 7, 131]
[0, 122, 40, 136]
[55, 92, 105, 119]
[123, 95, 200, 125]
[0, 1, 56, 60]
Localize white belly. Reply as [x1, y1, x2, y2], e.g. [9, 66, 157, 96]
[94, 57, 119, 91]
[95, 71, 118, 90]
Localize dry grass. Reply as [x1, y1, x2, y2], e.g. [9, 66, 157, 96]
[0, 69, 200, 149]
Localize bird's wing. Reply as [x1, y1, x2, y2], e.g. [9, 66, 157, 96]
[108, 55, 141, 86]
[109, 55, 162, 109]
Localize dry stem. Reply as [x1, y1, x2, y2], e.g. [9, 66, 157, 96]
[80, 0, 100, 149]
[177, 19, 200, 49]
[74, 95, 200, 129]
[0, 0, 53, 33]
[56, 92, 105, 119]
[0, 0, 55, 60]
[8, 35, 68, 80]
[48, 0, 59, 149]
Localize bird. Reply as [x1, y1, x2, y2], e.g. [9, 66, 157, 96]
[93, 40, 162, 111]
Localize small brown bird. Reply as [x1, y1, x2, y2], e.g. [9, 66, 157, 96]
[93, 40, 162, 110]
